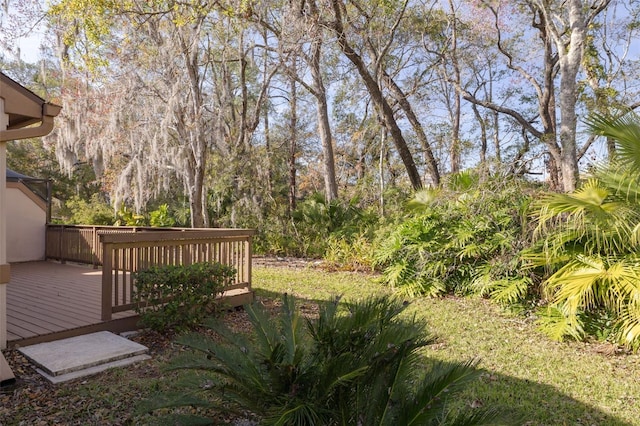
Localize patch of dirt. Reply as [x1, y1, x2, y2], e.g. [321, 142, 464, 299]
[252, 255, 326, 269]
[253, 255, 378, 275]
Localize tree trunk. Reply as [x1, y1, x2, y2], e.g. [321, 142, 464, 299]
[546, 140, 562, 190]
[555, 0, 585, 192]
[448, 0, 462, 174]
[493, 111, 501, 163]
[288, 73, 298, 215]
[329, 0, 422, 190]
[310, 40, 339, 202]
[383, 71, 440, 186]
[472, 103, 488, 172]
[179, 23, 208, 227]
[189, 167, 207, 228]
[379, 128, 387, 216]
[450, 92, 462, 174]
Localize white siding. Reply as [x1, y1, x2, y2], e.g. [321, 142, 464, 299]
[6, 183, 45, 262]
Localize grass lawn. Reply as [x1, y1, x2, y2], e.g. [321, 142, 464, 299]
[254, 266, 640, 426]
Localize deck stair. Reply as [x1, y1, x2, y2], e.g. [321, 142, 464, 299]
[17, 331, 150, 384]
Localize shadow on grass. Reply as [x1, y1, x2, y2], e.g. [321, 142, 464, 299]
[251, 287, 629, 426]
[464, 368, 628, 426]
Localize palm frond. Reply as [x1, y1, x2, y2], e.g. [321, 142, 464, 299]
[395, 276, 446, 298]
[594, 161, 640, 205]
[441, 407, 519, 426]
[618, 302, 640, 348]
[279, 293, 307, 365]
[536, 180, 612, 224]
[586, 111, 640, 171]
[596, 259, 640, 312]
[141, 294, 505, 423]
[546, 255, 640, 314]
[528, 112, 640, 350]
[407, 188, 442, 211]
[470, 264, 494, 297]
[490, 277, 532, 305]
[267, 402, 326, 426]
[537, 305, 585, 342]
[546, 256, 605, 312]
[244, 301, 281, 357]
[397, 359, 481, 425]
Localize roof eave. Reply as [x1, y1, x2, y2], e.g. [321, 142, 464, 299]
[0, 72, 62, 142]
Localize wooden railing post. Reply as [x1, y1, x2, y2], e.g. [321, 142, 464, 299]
[59, 225, 65, 264]
[92, 226, 99, 269]
[101, 239, 113, 321]
[244, 235, 252, 290]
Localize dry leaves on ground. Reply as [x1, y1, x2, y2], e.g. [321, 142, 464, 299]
[0, 307, 259, 426]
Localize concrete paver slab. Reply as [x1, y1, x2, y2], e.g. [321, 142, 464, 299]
[17, 331, 149, 377]
[36, 354, 152, 384]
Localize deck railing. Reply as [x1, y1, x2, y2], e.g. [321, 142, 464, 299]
[45, 225, 255, 321]
[46, 225, 194, 267]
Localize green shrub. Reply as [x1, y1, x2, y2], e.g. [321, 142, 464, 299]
[324, 234, 376, 271]
[243, 193, 380, 261]
[253, 218, 306, 257]
[63, 194, 114, 225]
[291, 193, 377, 258]
[139, 294, 513, 425]
[133, 262, 236, 332]
[115, 206, 148, 226]
[524, 112, 640, 349]
[149, 204, 177, 227]
[374, 174, 537, 299]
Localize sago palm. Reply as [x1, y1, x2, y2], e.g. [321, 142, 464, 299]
[139, 295, 514, 425]
[527, 111, 640, 349]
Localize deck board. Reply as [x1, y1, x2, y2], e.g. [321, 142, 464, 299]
[7, 290, 102, 314]
[6, 261, 138, 346]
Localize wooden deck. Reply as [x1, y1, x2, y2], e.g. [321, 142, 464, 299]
[5, 260, 254, 348]
[6, 261, 138, 348]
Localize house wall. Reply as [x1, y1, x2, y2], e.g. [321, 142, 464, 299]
[6, 182, 46, 262]
[1, 98, 8, 350]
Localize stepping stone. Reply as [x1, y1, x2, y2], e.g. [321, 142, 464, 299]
[17, 331, 150, 384]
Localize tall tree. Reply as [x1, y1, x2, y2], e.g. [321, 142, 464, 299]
[49, 4, 214, 226]
[445, 0, 463, 174]
[47, 0, 276, 227]
[325, 0, 423, 190]
[444, 0, 611, 191]
[287, 67, 298, 215]
[255, 0, 340, 201]
[542, 0, 610, 191]
[580, 0, 640, 158]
